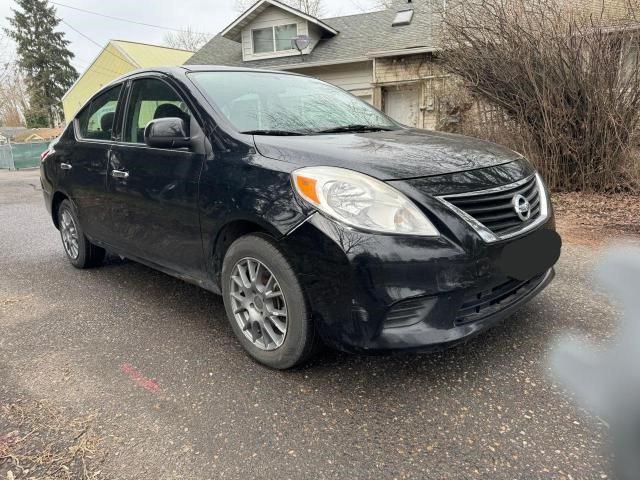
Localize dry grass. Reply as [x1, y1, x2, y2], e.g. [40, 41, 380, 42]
[552, 192, 640, 245]
[0, 401, 104, 480]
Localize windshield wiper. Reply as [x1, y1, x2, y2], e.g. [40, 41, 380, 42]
[241, 129, 306, 136]
[315, 125, 395, 134]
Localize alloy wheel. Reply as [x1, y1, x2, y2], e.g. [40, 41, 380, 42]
[229, 257, 288, 351]
[60, 209, 79, 259]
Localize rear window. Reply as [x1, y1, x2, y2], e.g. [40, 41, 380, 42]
[76, 85, 122, 140]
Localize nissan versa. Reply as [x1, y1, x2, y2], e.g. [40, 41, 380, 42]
[40, 66, 561, 369]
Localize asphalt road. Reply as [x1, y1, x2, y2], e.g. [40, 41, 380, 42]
[0, 169, 619, 479]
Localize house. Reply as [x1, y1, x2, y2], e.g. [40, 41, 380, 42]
[62, 40, 194, 122]
[571, 0, 631, 21]
[188, 0, 444, 129]
[188, 0, 634, 130]
[0, 127, 27, 144]
[13, 127, 64, 143]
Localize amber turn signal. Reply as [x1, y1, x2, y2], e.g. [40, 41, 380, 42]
[294, 175, 320, 204]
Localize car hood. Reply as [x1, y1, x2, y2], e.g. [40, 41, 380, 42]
[253, 128, 522, 181]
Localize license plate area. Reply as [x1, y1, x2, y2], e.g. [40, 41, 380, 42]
[496, 228, 561, 281]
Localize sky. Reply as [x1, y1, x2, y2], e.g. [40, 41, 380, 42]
[0, 0, 380, 73]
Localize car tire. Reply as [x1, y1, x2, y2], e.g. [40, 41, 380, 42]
[57, 199, 105, 269]
[221, 233, 317, 369]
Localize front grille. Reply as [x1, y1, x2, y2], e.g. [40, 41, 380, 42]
[442, 175, 541, 237]
[455, 272, 546, 325]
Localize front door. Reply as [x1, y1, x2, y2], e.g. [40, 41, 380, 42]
[105, 76, 206, 277]
[58, 84, 124, 242]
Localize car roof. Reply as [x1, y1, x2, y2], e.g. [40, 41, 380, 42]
[183, 65, 299, 74]
[80, 66, 306, 117]
[114, 65, 302, 82]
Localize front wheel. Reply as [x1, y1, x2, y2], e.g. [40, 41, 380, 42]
[57, 199, 105, 268]
[221, 234, 316, 369]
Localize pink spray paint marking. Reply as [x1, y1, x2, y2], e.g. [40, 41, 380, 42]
[120, 363, 160, 393]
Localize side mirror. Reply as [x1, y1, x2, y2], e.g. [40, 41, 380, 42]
[144, 117, 190, 149]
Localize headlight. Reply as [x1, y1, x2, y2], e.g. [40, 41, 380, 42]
[291, 166, 439, 236]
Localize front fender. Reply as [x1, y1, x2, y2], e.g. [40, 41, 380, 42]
[198, 148, 308, 290]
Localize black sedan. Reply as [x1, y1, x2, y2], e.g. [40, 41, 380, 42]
[40, 66, 561, 369]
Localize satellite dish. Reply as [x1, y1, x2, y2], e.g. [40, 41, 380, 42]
[292, 35, 311, 52]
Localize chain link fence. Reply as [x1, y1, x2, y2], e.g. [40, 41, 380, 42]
[0, 141, 48, 170]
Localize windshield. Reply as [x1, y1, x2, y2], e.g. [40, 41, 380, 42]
[189, 71, 398, 135]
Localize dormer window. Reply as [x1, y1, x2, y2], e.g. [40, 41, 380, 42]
[252, 23, 298, 54]
[220, 0, 338, 62]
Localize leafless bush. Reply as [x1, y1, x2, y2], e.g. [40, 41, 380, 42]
[440, 0, 640, 192]
[432, 78, 519, 145]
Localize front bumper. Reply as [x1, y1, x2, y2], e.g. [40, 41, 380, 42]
[280, 212, 558, 354]
[370, 268, 554, 352]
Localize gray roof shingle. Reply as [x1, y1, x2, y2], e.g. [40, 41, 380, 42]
[187, 0, 442, 68]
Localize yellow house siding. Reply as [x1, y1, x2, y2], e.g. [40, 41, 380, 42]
[62, 43, 136, 122]
[111, 41, 193, 68]
[62, 41, 194, 122]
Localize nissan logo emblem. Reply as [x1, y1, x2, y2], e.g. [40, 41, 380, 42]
[512, 194, 531, 221]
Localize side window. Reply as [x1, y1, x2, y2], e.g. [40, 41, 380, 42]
[76, 85, 122, 140]
[123, 78, 192, 144]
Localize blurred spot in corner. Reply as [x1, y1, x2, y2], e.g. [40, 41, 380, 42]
[550, 246, 640, 480]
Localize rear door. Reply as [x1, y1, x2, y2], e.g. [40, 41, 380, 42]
[57, 84, 124, 241]
[104, 75, 206, 277]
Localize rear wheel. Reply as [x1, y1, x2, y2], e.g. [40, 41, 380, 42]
[57, 199, 105, 268]
[221, 234, 316, 369]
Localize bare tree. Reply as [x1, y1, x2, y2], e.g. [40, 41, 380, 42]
[235, 0, 324, 17]
[163, 27, 210, 52]
[294, 0, 324, 16]
[0, 56, 28, 127]
[440, 0, 640, 192]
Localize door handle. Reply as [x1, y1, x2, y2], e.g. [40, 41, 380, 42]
[60, 163, 72, 170]
[111, 169, 129, 179]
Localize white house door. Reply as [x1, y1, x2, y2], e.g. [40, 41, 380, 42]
[383, 84, 421, 128]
